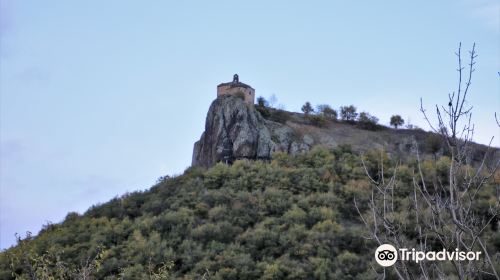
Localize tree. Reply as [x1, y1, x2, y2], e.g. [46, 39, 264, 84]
[357, 112, 379, 130]
[317, 104, 338, 120]
[340, 105, 357, 121]
[256, 96, 268, 107]
[355, 43, 500, 279]
[389, 115, 404, 129]
[301, 102, 314, 115]
[357, 112, 378, 124]
[415, 43, 499, 279]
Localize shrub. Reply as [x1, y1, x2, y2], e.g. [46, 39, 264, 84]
[425, 134, 443, 158]
[317, 104, 338, 120]
[256, 105, 271, 118]
[268, 109, 290, 124]
[282, 205, 307, 224]
[356, 111, 379, 130]
[308, 115, 328, 127]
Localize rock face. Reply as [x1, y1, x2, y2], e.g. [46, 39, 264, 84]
[192, 96, 310, 167]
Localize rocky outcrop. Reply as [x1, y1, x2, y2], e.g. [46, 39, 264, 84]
[192, 96, 500, 168]
[192, 96, 311, 167]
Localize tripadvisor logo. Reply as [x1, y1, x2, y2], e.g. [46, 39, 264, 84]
[375, 244, 398, 267]
[375, 244, 482, 267]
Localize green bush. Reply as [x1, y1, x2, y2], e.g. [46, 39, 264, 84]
[269, 109, 291, 124]
[356, 111, 380, 130]
[308, 115, 328, 127]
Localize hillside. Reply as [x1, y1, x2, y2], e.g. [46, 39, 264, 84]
[1, 96, 499, 279]
[2, 146, 499, 279]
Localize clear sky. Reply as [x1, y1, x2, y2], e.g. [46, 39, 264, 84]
[0, 0, 498, 249]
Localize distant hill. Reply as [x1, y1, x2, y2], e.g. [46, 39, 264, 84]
[1, 96, 498, 279]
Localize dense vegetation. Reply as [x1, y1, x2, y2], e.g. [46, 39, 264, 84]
[1, 146, 498, 279]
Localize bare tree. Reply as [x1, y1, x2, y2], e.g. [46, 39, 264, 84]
[355, 43, 500, 279]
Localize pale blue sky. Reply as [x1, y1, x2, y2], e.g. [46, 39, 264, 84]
[1, 0, 498, 249]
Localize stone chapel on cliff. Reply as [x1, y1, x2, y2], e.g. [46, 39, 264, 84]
[216, 74, 255, 104]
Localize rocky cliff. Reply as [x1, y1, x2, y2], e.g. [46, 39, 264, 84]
[192, 95, 311, 167]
